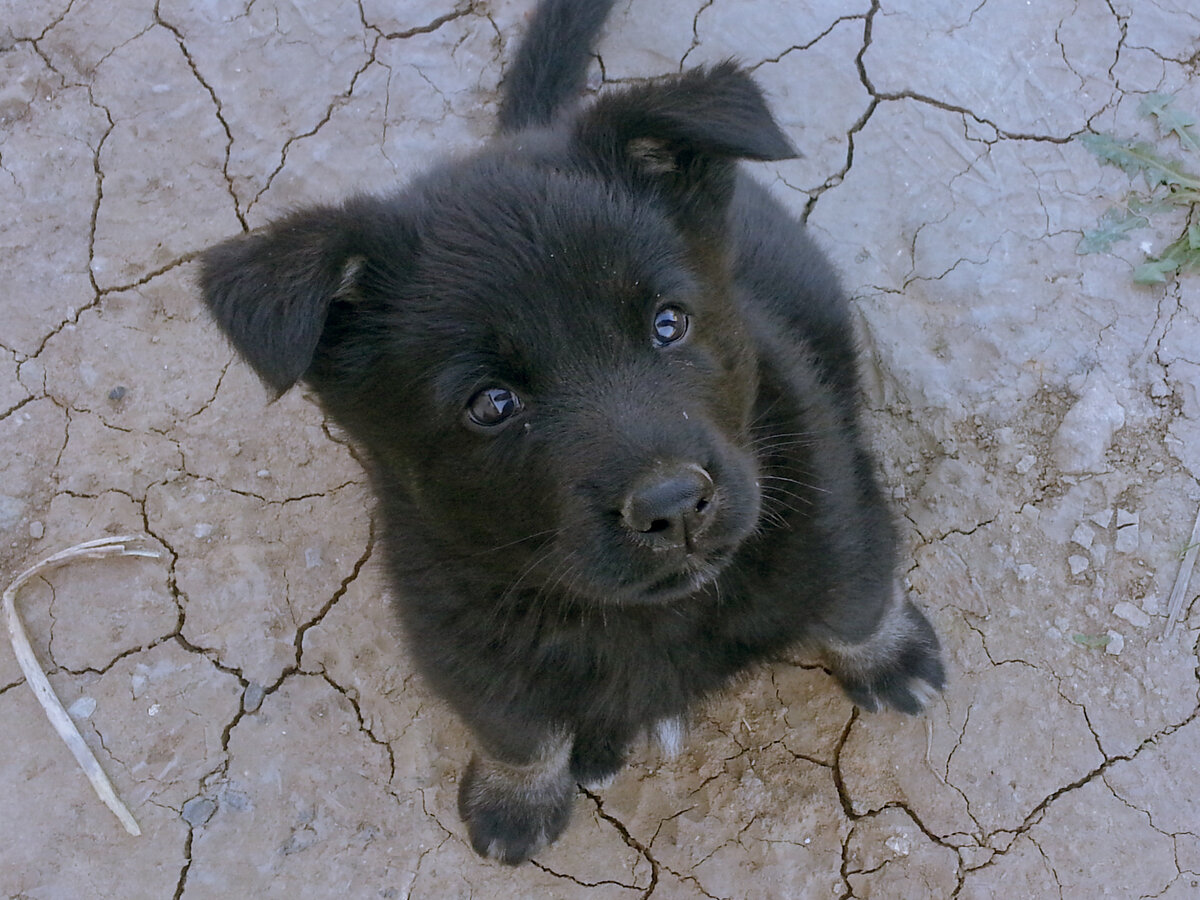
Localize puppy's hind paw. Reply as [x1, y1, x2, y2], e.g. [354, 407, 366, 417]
[832, 599, 947, 716]
[458, 751, 575, 865]
[841, 666, 945, 716]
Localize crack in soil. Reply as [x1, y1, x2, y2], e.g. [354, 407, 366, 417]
[318, 670, 396, 783]
[246, 39, 381, 216]
[153, 5, 245, 231]
[581, 786, 661, 898]
[375, 2, 479, 41]
[832, 708, 969, 895]
[960, 705, 1200, 882]
[531, 858, 644, 892]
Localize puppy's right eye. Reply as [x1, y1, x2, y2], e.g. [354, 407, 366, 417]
[652, 306, 689, 346]
[467, 387, 523, 427]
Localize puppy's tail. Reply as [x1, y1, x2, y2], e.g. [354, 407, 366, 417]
[497, 0, 618, 133]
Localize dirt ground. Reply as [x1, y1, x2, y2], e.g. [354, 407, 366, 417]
[3, 1, 1200, 897]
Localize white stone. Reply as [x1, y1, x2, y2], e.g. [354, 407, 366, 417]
[68, 696, 97, 719]
[1113, 601, 1152, 628]
[1069, 555, 1090, 575]
[1115, 524, 1139, 554]
[1116, 509, 1139, 529]
[1105, 631, 1125, 655]
[1052, 373, 1126, 475]
[1071, 524, 1095, 549]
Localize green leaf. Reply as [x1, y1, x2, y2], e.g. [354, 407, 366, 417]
[1134, 257, 1180, 284]
[1080, 132, 1200, 191]
[1128, 194, 1179, 216]
[1133, 232, 1200, 285]
[1078, 205, 1149, 254]
[1139, 92, 1200, 155]
[1072, 633, 1111, 649]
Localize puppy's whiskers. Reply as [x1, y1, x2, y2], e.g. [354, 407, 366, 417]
[495, 533, 563, 609]
[474, 528, 561, 559]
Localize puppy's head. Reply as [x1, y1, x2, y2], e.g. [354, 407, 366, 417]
[200, 64, 795, 605]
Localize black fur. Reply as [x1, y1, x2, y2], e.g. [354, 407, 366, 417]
[198, 0, 945, 865]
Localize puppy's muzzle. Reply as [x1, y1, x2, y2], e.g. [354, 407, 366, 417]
[620, 463, 716, 551]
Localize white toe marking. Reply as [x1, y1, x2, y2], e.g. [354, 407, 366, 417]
[908, 678, 940, 709]
[655, 716, 685, 758]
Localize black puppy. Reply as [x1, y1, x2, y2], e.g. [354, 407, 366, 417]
[199, 0, 945, 865]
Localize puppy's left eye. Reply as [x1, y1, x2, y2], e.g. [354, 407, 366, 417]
[653, 306, 689, 346]
[467, 387, 524, 427]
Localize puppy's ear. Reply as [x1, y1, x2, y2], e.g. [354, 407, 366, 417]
[198, 200, 406, 394]
[573, 62, 795, 224]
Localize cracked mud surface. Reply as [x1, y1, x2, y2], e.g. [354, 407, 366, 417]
[3, 0, 1199, 897]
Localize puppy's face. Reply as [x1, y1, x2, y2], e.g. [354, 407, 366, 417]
[199, 65, 796, 605]
[349, 163, 763, 604]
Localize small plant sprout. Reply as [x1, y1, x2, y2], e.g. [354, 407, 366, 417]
[1078, 93, 1200, 284]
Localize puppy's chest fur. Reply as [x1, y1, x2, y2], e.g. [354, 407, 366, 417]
[378, 312, 864, 729]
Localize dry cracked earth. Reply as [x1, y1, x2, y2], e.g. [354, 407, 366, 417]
[3, 0, 1200, 897]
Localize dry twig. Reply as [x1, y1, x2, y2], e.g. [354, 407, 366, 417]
[1165, 506, 1200, 638]
[4, 535, 161, 836]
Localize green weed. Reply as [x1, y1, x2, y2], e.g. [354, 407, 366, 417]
[1077, 93, 1200, 284]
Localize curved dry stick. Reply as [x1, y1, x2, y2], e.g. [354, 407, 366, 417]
[1165, 505, 1200, 639]
[4, 535, 162, 837]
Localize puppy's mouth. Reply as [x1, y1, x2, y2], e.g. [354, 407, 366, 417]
[615, 548, 734, 605]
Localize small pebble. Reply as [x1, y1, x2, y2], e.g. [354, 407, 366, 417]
[1105, 630, 1124, 655]
[108, 385, 127, 401]
[1113, 601, 1151, 628]
[1070, 524, 1095, 549]
[193, 523, 214, 539]
[29, 520, 44, 540]
[1015, 454, 1037, 474]
[1068, 555, 1090, 575]
[68, 696, 97, 719]
[256, 469, 271, 478]
[243, 682, 265, 713]
[181, 797, 217, 828]
[1115, 523, 1139, 554]
[304, 547, 323, 569]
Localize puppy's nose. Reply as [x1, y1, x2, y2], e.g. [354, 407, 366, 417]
[621, 464, 716, 549]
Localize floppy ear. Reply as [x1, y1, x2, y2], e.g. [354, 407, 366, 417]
[572, 62, 796, 227]
[197, 199, 403, 395]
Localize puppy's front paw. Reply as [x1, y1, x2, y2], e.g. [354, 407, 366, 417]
[832, 598, 946, 715]
[457, 752, 575, 865]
